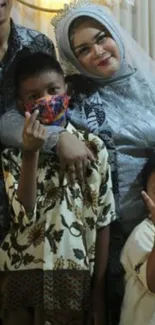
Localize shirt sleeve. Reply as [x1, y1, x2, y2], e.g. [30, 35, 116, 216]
[121, 220, 155, 291]
[134, 260, 148, 289]
[97, 142, 116, 229]
[0, 109, 63, 149]
[2, 149, 37, 228]
[85, 133, 116, 229]
[64, 123, 116, 229]
[32, 33, 56, 59]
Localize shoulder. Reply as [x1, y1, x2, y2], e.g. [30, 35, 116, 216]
[15, 23, 47, 39]
[121, 219, 155, 268]
[14, 23, 55, 56]
[66, 122, 106, 159]
[125, 219, 154, 250]
[86, 132, 106, 155]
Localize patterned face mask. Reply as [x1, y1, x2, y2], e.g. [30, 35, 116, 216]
[24, 94, 70, 125]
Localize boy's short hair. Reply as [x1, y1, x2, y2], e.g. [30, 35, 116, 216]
[14, 52, 64, 97]
[141, 152, 155, 191]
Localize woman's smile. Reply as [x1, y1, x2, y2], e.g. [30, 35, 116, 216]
[72, 20, 121, 77]
[96, 55, 112, 66]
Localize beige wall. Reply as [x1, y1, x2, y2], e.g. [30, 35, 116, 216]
[12, 0, 155, 59]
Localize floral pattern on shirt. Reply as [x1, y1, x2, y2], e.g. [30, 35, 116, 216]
[0, 123, 116, 315]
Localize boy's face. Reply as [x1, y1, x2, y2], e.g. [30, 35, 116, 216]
[19, 70, 66, 104]
[147, 171, 155, 204]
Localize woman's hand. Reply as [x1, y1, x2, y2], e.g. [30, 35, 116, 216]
[23, 110, 47, 152]
[142, 191, 155, 224]
[56, 131, 95, 184]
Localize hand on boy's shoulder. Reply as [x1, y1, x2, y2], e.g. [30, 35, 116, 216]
[56, 130, 95, 185]
[22, 110, 47, 152]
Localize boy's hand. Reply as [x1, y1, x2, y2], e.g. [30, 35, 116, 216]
[56, 132, 95, 184]
[142, 191, 155, 224]
[23, 110, 47, 152]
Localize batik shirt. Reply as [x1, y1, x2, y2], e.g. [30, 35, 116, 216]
[0, 123, 116, 315]
[0, 19, 55, 234]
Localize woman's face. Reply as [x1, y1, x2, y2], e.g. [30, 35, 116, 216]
[72, 19, 121, 78]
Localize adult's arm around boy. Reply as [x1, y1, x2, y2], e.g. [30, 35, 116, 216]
[0, 108, 62, 149]
[17, 111, 47, 213]
[0, 109, 94, 185]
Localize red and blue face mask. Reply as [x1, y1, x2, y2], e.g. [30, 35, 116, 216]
[24, 94, 70, 125]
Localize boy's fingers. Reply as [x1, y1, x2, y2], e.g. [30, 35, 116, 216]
[142, 191, 155, 213]
[33, 119, 40, 132]
[24, 111, 31, 129]
[25, 110, 39, 131]
[25, 111, 31, 119]
[41, 127, 47, 138]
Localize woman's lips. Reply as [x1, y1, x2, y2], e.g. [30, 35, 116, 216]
[97, 56, 111, 66]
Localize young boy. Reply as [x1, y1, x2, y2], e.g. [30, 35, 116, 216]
[119, 153, 155, 325]
[0, 52, 116, 325]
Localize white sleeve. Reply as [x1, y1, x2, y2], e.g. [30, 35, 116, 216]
[121, 219, 155, 291]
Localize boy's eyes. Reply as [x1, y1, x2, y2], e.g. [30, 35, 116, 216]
[27, 87, 62, 101]
[49, 87, 60, 94]
[28, 94, 39, 101]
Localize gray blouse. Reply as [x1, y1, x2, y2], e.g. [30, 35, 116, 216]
[99, 71, 155, 235]
[68, 70, 155, 237]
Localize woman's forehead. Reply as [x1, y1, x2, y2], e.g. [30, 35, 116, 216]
[71, 18, 107, 45]
[71, 17, 106, 34]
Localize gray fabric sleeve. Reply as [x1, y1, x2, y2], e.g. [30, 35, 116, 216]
[0, 109, 63, 150]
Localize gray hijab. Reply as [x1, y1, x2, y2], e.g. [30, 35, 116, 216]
[55, 4, 129, 215]
[55, 3, 132, 84]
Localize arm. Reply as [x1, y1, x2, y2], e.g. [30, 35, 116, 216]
[92, 226, 110, 325]
[17, 151, 39, 213]
[90, 136, 116, 324]
[17, 111, 47, 213]
[0, 109, 24, 147]
[0, 108, 62, 149]
[0, 110, 95, 187]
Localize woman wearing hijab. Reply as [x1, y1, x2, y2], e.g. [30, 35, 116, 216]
[53, 1, 155, 324]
